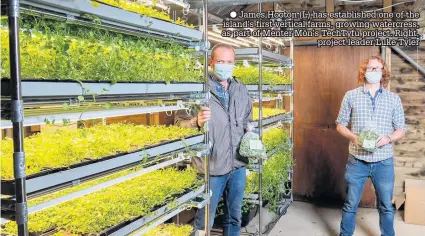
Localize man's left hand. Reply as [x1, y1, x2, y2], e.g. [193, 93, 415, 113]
[376, 135, 391, 147]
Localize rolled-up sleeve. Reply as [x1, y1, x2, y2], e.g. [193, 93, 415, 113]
[335, 92, 352, 127]
[175, 109, 197, 129]
[392, 95, 407, 133]
[243, 89, 253, 132]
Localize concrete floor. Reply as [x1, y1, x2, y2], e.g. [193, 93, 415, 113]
[268, 201, 425, 236]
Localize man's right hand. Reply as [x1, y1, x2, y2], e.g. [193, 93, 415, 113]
[351, 135, 361, 147]
[197, 106, 211, 127]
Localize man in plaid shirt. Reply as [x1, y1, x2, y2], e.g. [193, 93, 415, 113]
[336, 55, 407, 236]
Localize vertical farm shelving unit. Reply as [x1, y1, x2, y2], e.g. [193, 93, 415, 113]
[2, 0, 294, 235]
[1, 0, 212, 235]
[242, 42, 295, 234]
[206, 15, 295, 236]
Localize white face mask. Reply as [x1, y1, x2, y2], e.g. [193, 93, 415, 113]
[214, 63, 235, 81]
[365, 71, 382, 84]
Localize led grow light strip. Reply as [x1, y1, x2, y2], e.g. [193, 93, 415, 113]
[208, 35, 243, 47]
[0, 105, 186, 128]
[144, 0, 169, 10]
[208, 31, 251, 47]
[212, 27, 257, 46]
[161, 0, 189, 8]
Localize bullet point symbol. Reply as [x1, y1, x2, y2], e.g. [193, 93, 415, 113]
[230, 11, 237, 18]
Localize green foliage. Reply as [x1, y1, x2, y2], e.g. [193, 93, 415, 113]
[253, 107, 287, 121]
[233, 66, 292, 85]
[145, 223, 194, 236]
[0, 16, 203, 83]
[243, 146, 292, 214]
[96, 0, 194, 28]
[241, 128, 289, 213]
[263, 127, 289, 151]
[3, 168, 202, 235]
[28, 165, 143, 207]
[0, 123, 200, 179]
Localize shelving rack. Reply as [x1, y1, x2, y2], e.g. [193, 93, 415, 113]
[211, 2, 293, 235]
[1, 0, 211, 235]
[253, 37, 294, 236]
[19, 0, 202, 44]
[207, 33, 294, 235]
[2, 0, 294, 235]
[1, 137, 206, 196]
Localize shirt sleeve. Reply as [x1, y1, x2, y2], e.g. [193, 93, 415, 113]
[392, 95, 407, 133]
[243, 93, 253, 132]
[335, 92, 352, 127]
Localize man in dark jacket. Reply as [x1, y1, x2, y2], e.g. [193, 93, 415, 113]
[175, 43, 253, 236]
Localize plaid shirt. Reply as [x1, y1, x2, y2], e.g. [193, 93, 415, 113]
[212, 78, 231, 111]
[336, 86, 407, 162]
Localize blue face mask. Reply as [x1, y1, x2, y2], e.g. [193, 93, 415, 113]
[214, 63, 235, 81]
[365, 71, 382, 84]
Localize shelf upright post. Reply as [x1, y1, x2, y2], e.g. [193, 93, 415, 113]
[289, 38, 294, 202]
[258, 2, 263, 235]
[202, 0, 211, 235]
[8, 0, 29, 235]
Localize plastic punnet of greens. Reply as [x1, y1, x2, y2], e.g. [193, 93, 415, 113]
[359, 130, 379, 152]
[239, 125, 267, 163]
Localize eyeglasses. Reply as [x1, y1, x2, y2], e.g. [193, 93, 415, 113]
[366, 66, 383, 72]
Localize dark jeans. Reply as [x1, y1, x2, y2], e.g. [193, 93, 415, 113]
[340, 156, 395, 236]
[194, 167, 246, 236]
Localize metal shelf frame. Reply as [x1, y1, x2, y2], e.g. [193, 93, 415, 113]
[18, 0, 203, 44]
[234, 48, 293, 67]
[131, 187, 210, 236]
[1, 147, 208, 220]
[1, 135, 204, 196]
[3, 0, 296, 235]
[1, 104, 187, 128]
[208, 48, 293, 67]
[1, 79, 206, 100]
[0, 79, 292, 103]
[2, 0, 212, 235]
[109, 185, 207, 236]
[0, 96, 289, 129]
[251, 112, 293, 128]
[1, 80, 292, 99]
[247, 141, 293, 172]
[3, 185, 207, 235]
[246, 85, 292, 94]
[108, 185, 205, 236]
[250, 3, 295, 234]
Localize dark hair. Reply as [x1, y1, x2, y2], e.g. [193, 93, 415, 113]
[210, 43, 235, 59]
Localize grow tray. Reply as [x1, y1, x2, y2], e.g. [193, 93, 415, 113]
[1, 134, 204, 196]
